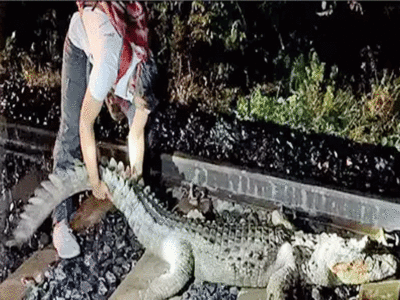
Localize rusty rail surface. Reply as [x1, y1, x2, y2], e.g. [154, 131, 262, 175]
[0, 120, 128, 161]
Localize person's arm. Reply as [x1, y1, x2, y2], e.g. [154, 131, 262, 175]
[128, 96, 150, 179]
[79, 88, 111, 199]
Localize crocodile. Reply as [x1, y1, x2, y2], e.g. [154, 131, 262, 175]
[8, 158, 399, 300]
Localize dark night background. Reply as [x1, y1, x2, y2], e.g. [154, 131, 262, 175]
[2, 1, 400, 96]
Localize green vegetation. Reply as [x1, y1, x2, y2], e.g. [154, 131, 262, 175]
[149, 1, 247, 113]
[236, 51, 400, 150]
[0, 32, 60, 88]
[0, 5, 62, 89]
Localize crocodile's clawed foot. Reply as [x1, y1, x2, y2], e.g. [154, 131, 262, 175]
[172, 184, 212, 217]
[21, 271, 45, 287]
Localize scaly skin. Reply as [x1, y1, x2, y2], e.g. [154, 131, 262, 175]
[10, 158, 399, 300]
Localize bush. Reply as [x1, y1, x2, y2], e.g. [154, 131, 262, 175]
[236, 50, 400, 151]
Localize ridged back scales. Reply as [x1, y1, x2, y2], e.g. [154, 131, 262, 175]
[101, 159, 292, 287]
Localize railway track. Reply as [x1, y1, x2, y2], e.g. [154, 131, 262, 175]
[1, 122, 400, 299]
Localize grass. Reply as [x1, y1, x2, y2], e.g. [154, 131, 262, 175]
[236, 51, 400, 151]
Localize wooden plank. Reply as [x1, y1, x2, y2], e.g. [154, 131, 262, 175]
[359, 280, 400, 300]
[108, 251, 170, 300]
[237, 288, 266, 300]
[0, 245, 58, 300]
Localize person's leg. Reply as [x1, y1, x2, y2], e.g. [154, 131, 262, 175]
[52, 37, 88, 258]
[53, 37, 88, 172]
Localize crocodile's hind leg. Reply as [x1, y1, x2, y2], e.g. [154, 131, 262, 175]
[142, 239, 194, 300]
[265, 242, 297, 300]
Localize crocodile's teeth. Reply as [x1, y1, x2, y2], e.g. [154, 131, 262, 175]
[125, 166, 131, 177]
[103, 167, 112, 183]
[118, 176, 125, 189]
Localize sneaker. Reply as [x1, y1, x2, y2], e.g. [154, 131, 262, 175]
[53, 219, 80, 259]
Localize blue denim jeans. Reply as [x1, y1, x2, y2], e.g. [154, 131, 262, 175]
[52, 37, 87, 223]
[52, 37, 135, 223]
[53, 37, 87, 172]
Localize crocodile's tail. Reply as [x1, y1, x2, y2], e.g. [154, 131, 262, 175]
[7, 161, 91, 247]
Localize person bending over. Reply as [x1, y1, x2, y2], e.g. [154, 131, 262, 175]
[52, 1, 157, 259]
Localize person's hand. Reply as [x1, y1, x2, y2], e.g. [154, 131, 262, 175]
[130, 165, 141, 180]
[92, 181, 112, 200]
[126, 166, 144, 186]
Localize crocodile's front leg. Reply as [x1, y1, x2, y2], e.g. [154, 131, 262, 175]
[265, 242, 297, 300]
[142, 239, 194, 300]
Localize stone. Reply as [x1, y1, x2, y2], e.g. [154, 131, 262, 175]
[97, 280, 108, 296]
[105, 271, 117, 285]
[54, 268, 66, 281]
[80, 281, 93, 293]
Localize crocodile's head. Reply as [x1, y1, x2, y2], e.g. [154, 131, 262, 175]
[303, 233, 398, 286]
